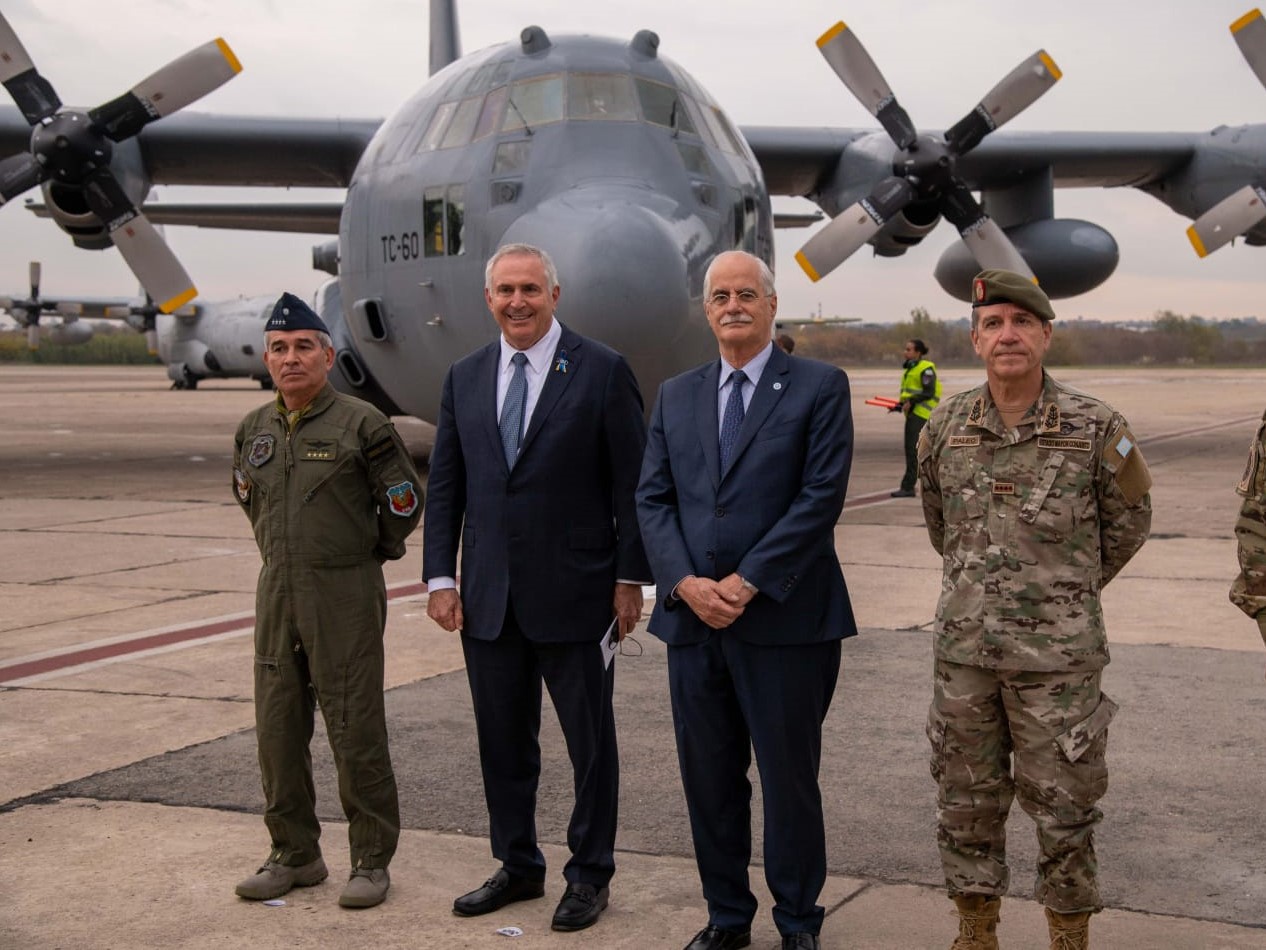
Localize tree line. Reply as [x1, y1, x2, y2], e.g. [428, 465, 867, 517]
[789, 309, 1266, 367]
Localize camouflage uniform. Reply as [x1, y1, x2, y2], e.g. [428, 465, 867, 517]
[1230, 408, 1266, 645]
[918, 371, 1151, 913]
[233, 383, 422, 871]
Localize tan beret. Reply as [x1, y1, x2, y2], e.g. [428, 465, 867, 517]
[971, 269, 1056, 322]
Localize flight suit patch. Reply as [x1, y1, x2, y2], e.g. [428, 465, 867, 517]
[248, 434, 275, 467]
[386, 481, 419, 517]
[1110, 429, 1152, 504]
[301, 440, 337, 461]
[233, 467, 251, 504]
[366, 436, 396, 462]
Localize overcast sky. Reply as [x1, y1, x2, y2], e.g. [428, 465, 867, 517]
[3, 0, 1265, 324]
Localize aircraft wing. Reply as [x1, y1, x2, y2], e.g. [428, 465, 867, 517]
[26, 201, 343, 234]
[740, 126, 1203, 196]
[0, 106, 381, 188]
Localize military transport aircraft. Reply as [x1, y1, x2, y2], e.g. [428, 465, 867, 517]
[0, 261, 274, 389]
[2, 2, 1266, 423]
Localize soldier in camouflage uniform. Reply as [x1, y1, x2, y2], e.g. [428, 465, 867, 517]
[231, 294, 422, 909]
[917, 271, 1152, 950]
[1230, 408, 1266, 652]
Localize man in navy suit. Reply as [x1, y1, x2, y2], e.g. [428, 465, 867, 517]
[423, 243, 649, 933]
[636, 251, 856, 950]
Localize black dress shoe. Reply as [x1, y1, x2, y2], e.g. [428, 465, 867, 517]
[781, 934, 820, 950]
[683, 925, 752, 950]
[452, 868, 545, 917]
[550, 881, 610, 931]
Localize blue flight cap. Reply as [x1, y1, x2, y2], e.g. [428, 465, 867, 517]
[266, 292, 329, 334]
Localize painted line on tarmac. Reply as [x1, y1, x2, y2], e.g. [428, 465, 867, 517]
[0, 581, 428, 686]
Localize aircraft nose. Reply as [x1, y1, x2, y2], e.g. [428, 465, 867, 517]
[498, 192, 705, 384]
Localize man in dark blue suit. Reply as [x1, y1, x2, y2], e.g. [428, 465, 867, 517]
[423, 243, 650, 932]
[636, 250, 856, 950]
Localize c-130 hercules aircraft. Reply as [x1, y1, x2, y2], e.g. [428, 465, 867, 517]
[2, 2, 1265, 422]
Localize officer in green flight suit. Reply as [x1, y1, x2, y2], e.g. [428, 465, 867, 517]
[231, 293, 422, 909]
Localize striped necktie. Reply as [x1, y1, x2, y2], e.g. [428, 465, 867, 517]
[499, 352, 528, 466]
[719, 369, 747, 470]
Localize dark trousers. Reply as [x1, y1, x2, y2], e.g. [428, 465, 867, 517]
[902, 411, 928, 492]
[461, 609, 619, 887]
[667, 634, 841, 936]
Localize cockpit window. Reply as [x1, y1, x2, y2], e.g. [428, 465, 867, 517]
[634, 78, 697, 135]
[567, 74, 637, 121]
[418, 101, 458, 152]
[501, 75, 565, 132]
[473, 86, 508, 140]
[440, 96, 484, 149]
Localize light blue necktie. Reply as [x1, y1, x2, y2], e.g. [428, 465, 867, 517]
[499, 352, 528, 466]
[719, 369, 747, 470]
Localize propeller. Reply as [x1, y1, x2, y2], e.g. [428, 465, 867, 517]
[0, 261, 83, 350]
[1186, 9, 1266, 258]
[105, 293, 195, 354]
[795, 21, 1060, 284]
[0, 13, 241, 311]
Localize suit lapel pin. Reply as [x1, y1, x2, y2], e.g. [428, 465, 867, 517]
[553, 349, 569, 374]
[773, 382, 782, 391]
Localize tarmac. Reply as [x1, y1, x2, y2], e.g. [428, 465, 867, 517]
[2, 363, 1265, 949]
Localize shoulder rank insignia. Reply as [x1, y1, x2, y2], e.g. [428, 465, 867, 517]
[1041, 403, 1061, 432]
[386, 480, 419, 517]
[247, 433, 276, 467]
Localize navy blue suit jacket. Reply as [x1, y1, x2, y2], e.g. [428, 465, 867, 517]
[423, 324, 650, 642]
[636, 347, 857, 646]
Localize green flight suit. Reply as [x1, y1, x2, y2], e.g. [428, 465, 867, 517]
[233, 383, 422, 870]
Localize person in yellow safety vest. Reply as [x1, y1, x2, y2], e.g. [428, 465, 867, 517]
[890, 339, 941, 497]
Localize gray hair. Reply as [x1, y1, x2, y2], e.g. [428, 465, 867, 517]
[266, 329, 333, 351]
[703, 250, 775, 298]
[485, 243, 560, 294]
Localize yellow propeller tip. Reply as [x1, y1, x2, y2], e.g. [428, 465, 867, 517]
[794, 251, 822, 283]
[1185, 225, 1209, 258]
[817, 22, 848, 49]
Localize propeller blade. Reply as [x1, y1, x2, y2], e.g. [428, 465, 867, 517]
[145, 328, 159, 355]
[28, 260, 40, 297]
[89, 38, 241, 141]
[795, 177, 917, 281]
[0, 12, 61, 122]
[816, 22, 917, 148]
[1231, 8, 1266, 91]
[944, 51, 1062, 155]
[0, 152, 44, 203]
[80, 169, 197, 312]
[27, 323, 39, 350]
[1186, 184, 1266, 257]
[962, 218, 1035, 278]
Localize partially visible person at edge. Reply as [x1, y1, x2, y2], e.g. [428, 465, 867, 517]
[775, 332, 796, 354]
[231, 292, 422, 910]
[636, 250, 855, 950]
[890, 338, 940, 498]
[1230, 406, 1266, 668]
[917, 270, 1152, 950]
[422, 243, 649, 933]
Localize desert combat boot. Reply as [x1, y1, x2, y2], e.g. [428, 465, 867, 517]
[1045, 908, 1091, 950]
[950, 894, 1001, 950]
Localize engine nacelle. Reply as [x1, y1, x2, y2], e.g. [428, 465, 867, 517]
[870, 203, 941, 258]
[934, 218, 1119, 301]
[39, 139, 151, 251]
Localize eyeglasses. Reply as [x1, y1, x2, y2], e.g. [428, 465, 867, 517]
[707, 289, 765, 307]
